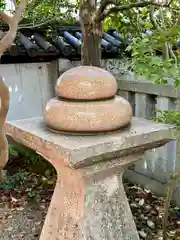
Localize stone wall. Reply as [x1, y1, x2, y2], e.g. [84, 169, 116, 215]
[58, 58, 131, 75]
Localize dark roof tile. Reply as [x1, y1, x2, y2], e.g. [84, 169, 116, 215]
[0, 23, 127, 64]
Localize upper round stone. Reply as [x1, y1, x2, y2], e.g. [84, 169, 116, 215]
[55, 66, 117, 100]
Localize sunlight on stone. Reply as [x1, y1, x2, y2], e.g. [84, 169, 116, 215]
[105, 175, 119, 197]
[18, 94, 23, 103]
[144, 160, 147, 170]
[45, 104, 50, 112]
[8, 86, 12, 92]
[15, 85, 19, 92]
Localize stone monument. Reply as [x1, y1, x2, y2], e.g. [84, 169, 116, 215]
[5, 65, 175, 240]
[43, 66, 132, 133]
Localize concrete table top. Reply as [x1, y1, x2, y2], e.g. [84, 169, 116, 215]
[5, 116, 175, 168]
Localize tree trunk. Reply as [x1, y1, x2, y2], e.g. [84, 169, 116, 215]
[79, 0, 102, 67]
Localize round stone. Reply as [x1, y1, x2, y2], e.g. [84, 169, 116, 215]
[43, 96, 132, 133]
[55, 66, 117, 100]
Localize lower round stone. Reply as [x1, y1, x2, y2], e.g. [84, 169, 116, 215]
[43, 96, 132, 133]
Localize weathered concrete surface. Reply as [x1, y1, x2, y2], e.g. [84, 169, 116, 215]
[117, 78, 180, 99]
[37, 154, 143, 240]
[5, 117, 175, 240]
[5, 117, 175, 168]
[81, 173, 139, 240]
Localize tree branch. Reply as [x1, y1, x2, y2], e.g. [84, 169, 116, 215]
[0, 0, 28, 55]
[95, 1, 180, 22]
[0, 12, 11, 24]
[175, 15, 180, 26]
[163, 172, 180, 240]
[149, 7, 161, 31]
[12, 0, 18, 8]
[13, 0, 28, 22]
[168, 42, 177, 66]
[167, 0, 174, 7]
[160, 7, 165, 29]
[18, 17, 58, 29]
[96, 0, 116, 19]
[163, 42, 170, 60]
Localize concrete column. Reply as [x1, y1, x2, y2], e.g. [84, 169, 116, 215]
[40, 154, 143, 240]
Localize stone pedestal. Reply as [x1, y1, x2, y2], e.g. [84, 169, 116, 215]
[39, 154, 142, 240]
[5, 117, 175, 240]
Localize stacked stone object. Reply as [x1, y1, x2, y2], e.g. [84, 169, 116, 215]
[43, 66, 133, 133]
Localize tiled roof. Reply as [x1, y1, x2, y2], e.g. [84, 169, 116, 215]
[1, 22, 179, 64]
[0, 23, 128, 64]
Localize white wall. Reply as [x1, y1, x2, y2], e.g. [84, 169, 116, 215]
[1, 61, 58, 120]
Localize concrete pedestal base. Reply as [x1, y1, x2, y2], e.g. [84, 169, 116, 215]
[40, 154, 142, 240]
[5, 117, 175, 240]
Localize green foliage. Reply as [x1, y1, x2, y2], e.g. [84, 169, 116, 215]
[131, 38, 180, 128]
[127, 9, 180, 128]
[109, 3, 180, 128]
[20, 0, 76, 27]
[2, 144, 56, 197]
[0, 0, 7, 24]
[0, 171, 25, 189]
[128, 35, 180, 87]
[27, 187, 36, 198]
[9, 144, 56, 177]
[9, 144, 19, 157]
[0, 0, 5, 10]
[103, 1, 150, 36]
[155, 107, 180, 131]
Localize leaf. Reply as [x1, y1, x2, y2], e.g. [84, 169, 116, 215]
[139, 199, 145, 206]
[126, 45, 132, 51]
[46, 180, 55, 185]
[11, 196, 18, 202]
[173, 79, 180, 87]
[132, 51, 139, 56]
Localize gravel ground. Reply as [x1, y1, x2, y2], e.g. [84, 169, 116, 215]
[0, 162, 55, 240]
[0, 165, 179, 240]
[0, 201, 46, 240]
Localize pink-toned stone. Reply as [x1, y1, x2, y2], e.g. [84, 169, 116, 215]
[44, 65, 133, 133]
[5, 117, 175, 240]
[55, 66, 117, 100]
[43, 96, 132, 133]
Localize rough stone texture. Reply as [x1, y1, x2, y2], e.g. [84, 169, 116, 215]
[33, 154, 143, 240]
[46, 65, 132, 133]
[5, 117, 175, 240]
[55, 66, 117, 100]
[69, 59, 131, 76]
[44, 96, 132, 133]
[5, 117, 175, 168]
[81, 171, 140, 240]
